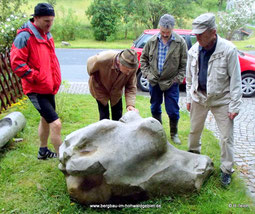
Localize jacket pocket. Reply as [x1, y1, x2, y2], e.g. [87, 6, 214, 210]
[190, 59, 197, 74]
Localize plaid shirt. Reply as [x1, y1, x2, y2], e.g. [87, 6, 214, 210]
[157, 34, 175, 74]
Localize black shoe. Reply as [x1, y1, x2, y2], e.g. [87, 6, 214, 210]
[220, 170, 231, 187]
[38, 148, 57, 160]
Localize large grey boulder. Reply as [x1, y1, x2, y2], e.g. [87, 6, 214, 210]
[59, 111, 214, 205]
[0, 112, 26, 148]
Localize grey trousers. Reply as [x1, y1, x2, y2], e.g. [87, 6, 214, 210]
[188, 100, 234, 174]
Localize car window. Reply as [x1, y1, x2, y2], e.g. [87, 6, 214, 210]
[190, 35, 197, 45]
[135, 34, 154, 48]
[133, 34, 144, 46]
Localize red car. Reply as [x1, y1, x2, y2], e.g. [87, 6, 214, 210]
[131, 29, 255, 97]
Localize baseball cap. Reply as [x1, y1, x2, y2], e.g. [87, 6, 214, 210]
[192, 13, 216, 34]
[159, 14, 175, 29]
[32, 3, 55, 17]
[119, 49, 138, 69]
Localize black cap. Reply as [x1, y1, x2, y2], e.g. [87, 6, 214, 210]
[33, 3, 55, 17]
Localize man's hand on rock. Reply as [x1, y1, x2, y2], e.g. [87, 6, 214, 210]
[127, 106, 139, 112]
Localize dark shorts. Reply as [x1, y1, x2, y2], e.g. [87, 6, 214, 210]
[27, 93, 59, 123]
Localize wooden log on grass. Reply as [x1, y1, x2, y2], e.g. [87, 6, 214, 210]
[0, 112, 26, 148]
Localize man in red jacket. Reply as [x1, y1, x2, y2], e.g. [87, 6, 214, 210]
[10, 3, 62, 160]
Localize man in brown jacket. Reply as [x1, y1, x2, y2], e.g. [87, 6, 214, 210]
[87, 49, 139, 120]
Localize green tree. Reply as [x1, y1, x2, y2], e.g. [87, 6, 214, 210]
[218, 0, 226, 10]
[194, 0, 226, 11]
[117, 0, 137, 39]
[0, 0, 27, 21]
[129, 0, 194, 29]
[86, 0, 120, 41]
[0, 0, 27, 52]
[47, 0, 57, 7]
[218, 0, 255, 40]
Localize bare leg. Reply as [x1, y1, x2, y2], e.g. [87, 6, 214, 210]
[38, 117, 50, 148]
[49, 118, 62, 154]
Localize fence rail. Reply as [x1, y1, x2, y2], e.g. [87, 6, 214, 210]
[0, 51, 23, 114]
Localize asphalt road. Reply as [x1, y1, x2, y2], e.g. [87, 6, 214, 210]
[55, 49, 108, 82]
[56, 48, 255, 83]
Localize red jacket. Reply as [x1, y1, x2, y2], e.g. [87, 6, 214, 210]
[10, 21, 61, 95]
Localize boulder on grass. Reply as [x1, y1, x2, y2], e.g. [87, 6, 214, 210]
[59, 111, 214, 205]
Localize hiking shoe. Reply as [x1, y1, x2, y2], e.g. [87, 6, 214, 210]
[38, 148, 57, 160]
[220, 170, 231, 187]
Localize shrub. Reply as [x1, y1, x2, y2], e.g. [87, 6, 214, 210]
[0, 14, 27, 53]
[218, 0, 255, 40]
[51, 7, 84, 41]
[86, 0, 120, 41]
[0, 0, 27, 22]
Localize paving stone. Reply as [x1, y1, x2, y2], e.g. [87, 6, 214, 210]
[250, 179, 255, 183]
[244, 157, 255, 161]
[235, 158, 244, 162]
[247, 186, 255, 193]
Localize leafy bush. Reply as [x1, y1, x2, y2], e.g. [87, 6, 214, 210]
[0, 14, 27, 53]
[51, 7, 84, 41]
[0, 0, 27, 22]
[218, 0, 255, 40]
[86, 0, 120, 41]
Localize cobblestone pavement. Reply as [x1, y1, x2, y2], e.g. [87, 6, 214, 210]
[59, 82, 255, 199]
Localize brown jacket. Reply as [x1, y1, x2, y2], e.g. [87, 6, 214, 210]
[87, 50, 137, 107]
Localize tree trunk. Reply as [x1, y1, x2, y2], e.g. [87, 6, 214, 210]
[125, 28, 127, 39]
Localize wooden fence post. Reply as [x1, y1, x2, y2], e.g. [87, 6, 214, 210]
[0, 50, 23, 114]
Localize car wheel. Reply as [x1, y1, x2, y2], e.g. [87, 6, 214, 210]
[241, 72, 255, 97]
[137, 71, 149, 92]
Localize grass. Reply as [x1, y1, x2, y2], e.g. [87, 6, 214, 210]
[21, 0, 92, 23]
[232, 36, 255, 51]
[0, 93, 254, 213]
[55, 39, 133, 49]
[56, 33, 255, 51]
[231, 26, 255, 51]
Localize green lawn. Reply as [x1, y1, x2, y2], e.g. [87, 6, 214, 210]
[55, 39, 133, 49]
[21, 0, 91, 23]
[232, 36, 255, 51]
[0, 93, 254, 213]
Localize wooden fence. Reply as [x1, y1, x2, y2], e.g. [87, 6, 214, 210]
[0, 51, 23, 114]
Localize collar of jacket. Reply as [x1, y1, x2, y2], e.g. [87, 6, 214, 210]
[18, 21, 53, 43]
[110, 53, 121, 73]
[190, 35, 228, 62]
[150, 31, 183, 43]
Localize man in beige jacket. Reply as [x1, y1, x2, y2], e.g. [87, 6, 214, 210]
[186, 13, 242, 187]
[87, 49, 139, 120]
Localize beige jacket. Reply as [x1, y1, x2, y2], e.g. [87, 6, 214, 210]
[140, 31, 187, 91]
[186, 35, 242, 113]
[87, 50, 137, 107]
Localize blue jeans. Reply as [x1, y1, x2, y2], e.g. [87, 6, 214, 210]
[149, 83, 180, 120]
